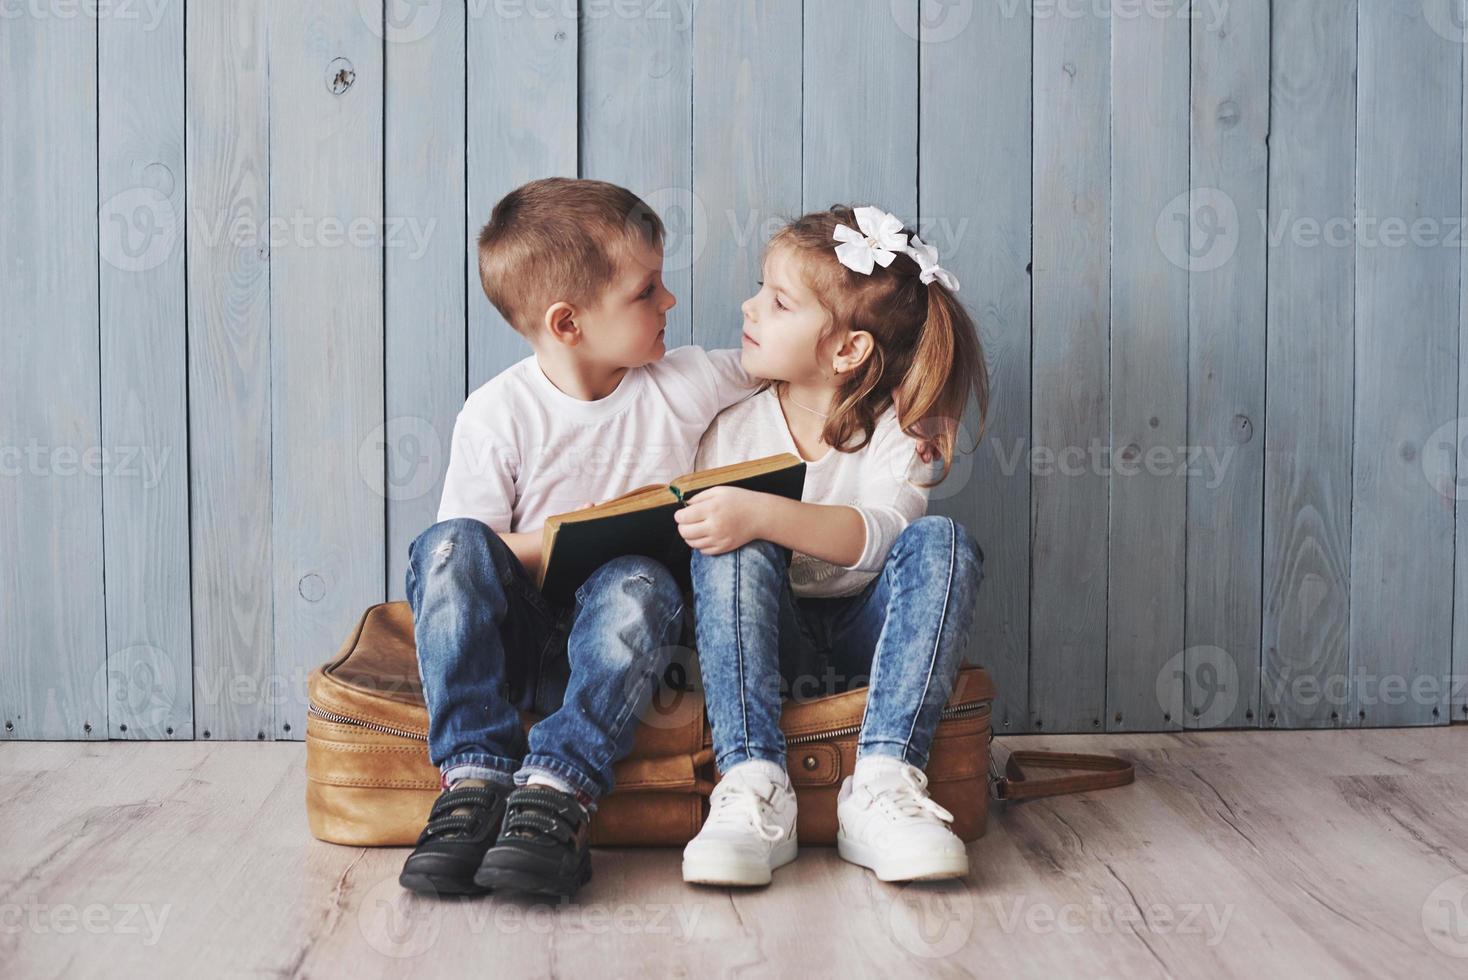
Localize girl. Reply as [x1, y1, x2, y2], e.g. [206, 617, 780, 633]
[674, 205, 989, 886]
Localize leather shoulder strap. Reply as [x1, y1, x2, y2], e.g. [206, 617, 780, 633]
[989, 745, 1135, 802]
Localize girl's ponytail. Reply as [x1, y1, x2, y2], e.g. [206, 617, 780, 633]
[893, 282, 989, 486]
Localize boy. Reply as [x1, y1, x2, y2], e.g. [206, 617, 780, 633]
[400, 178, 754, 899]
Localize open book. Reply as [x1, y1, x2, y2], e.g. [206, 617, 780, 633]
[536, 452, 807, 605]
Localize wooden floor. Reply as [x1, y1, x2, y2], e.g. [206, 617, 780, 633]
[3, 728, 1467, 978]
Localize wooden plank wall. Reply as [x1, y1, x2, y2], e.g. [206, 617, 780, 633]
[4, 0, 1468, 740]
[920, 0, 1031, 733]
[384, 0, 466, 603]
[1030, 3, 1110, 734]
[1262, 0, 1357, 731]
[186, 0, 273, 740]
[1, 9, 107, 740]
[267, 0, 386, 739]
[1352, 0, 1461, 728]
[99, 0, 193, 741]
[1186, 0, 1268, 731]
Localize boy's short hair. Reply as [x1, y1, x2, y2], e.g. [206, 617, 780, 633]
[476, 177, 664, 336]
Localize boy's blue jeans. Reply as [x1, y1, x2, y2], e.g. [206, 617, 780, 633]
[405, 517, 685, 802]
[689, 515, 985, 775]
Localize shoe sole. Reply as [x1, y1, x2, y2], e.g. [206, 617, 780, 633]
[473, 854, 592, 897]
[682, 836, 799, 887]
[835, 834, 969, 882]
[398, 870, 490, 896]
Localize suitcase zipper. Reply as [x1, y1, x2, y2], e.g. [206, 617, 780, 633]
[784, 698, 990, 746]
[307, 702, 426, 741]
[309, 696, 990, 746]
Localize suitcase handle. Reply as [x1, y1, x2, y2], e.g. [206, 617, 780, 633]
[988, 743, 1135, 802]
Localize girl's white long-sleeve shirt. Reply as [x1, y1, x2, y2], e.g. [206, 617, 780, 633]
[693, 387, 935, 598]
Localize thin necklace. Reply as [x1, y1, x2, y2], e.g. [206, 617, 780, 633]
[783, 389, 830, 419]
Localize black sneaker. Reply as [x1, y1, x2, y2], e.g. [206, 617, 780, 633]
[473, 784, 593, 897]
[399, 780, 508, 895]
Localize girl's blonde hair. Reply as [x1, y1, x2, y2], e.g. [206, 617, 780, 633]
[766, 205, 989, 485]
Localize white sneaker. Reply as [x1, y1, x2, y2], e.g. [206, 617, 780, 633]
[836, 758, 970, 882]
[682, 761, 799, 886]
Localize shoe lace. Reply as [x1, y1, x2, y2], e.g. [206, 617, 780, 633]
[420, 784, 500, 842]
[869, 767, 955, 826]
[709, 780, 786, 842]
[499, 787, 587, 847]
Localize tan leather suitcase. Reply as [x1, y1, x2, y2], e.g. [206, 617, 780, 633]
[305, 602, 1131, 847]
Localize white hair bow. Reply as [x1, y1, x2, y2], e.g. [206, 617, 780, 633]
[833, 206, 909, 275]
[832, 207, 962, 292]
[905, 233, 961, 291]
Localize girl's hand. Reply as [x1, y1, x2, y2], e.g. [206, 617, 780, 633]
[673, 486, 767, 555]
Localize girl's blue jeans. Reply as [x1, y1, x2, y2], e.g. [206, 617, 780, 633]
[689, 515, 986, 775]
[405, 517, 685, 801]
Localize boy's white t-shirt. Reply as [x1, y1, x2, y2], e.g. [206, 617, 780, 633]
[694, 387, 934, 598]
[437, 346, 756, 534]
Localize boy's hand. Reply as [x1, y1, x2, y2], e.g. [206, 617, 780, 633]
[673, 486, 766, 556]
[892, 392, 945, 464]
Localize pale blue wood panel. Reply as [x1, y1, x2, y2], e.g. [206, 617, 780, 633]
[580, 0, 693, 348]
[1458, 6, 1468, 725]
[269, 0, 386, 739]
[1105, 4, 1190, 733]
[186, 0, 274, 740]
[802, 0, 917, 221]
[1351, 1, 1460, 728]
[1184, 0, 1269, 731]
[691, 0, 802, 350]
[467, 1, 576, 389]
[99, 0, 192, 740]
[919, 1, 1031, 733]
[385, 3, 466, 600]
[1262, 0, 1355, 729]
[0, 14, 106, 741]
[1029, 8, 1110, 733]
